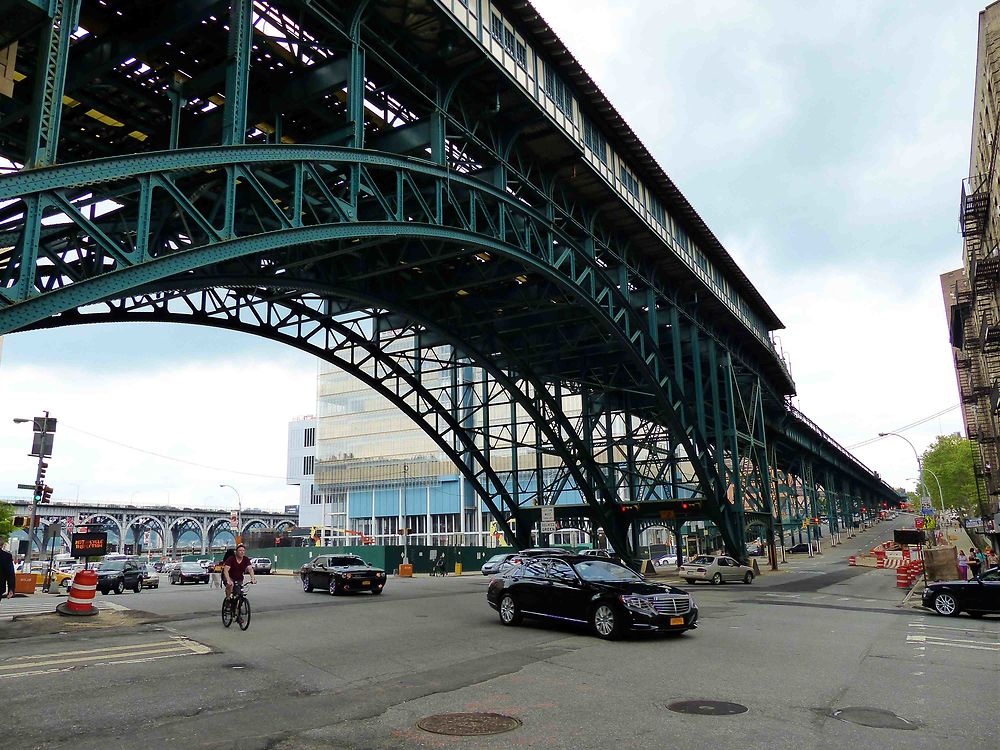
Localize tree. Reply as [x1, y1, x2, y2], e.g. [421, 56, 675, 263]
[0, 502, 14, 539]
[921, 434, 978, 514]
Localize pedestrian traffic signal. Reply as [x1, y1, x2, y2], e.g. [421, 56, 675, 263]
[12, 515, 29, 529]
[41, 485, 53, 503]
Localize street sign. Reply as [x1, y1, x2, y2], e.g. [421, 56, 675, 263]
[914, 517, 924, 529]
[71, 532, 107, 558]
[143, 531, 151, 546]
[30, 432, 54, 458]
[540, 506, 556, 533]
[65, 517, 74, 531]
[921, 507, 935, 516]
[17, 483, 36, 490]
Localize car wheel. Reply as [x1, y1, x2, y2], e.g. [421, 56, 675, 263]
[684, 579, 696, 585]
[113, 580, 125, 595]
[933, 592, 960, 617]
[743, 572, 754, 584]
[498, 594, 522, 626]
[711, 573, 723, 585]
[591, 603, 621, 640]
[133, 580, 142, 593]
[60, 578, 71, 589]
[302, 576, 313, 593]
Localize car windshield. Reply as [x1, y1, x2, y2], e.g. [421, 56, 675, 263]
[181, 563, 203, 571]
[99, 561, 125, 571]
[572, 560, 643, 582]
[329, 557, 364, 567]
[689, 556, 715, 565]
[486, 554, 509, 563]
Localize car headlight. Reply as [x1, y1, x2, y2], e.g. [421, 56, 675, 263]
[620, 595, 657, 615]
[344, 573, 353, 579]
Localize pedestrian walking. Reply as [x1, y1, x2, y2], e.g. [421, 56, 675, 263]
[0, 541, 16, 606]
[434, 554, 447, 577]
[210, 560, 222, 589]
[957, 550, 968, 580]
[968, 548, 981, 580]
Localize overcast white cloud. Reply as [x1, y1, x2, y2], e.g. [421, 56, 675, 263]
[0, 1, 983, 508]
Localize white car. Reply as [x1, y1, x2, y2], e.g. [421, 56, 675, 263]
[655, 554, 677, 566]
[678, 555, 754, 585]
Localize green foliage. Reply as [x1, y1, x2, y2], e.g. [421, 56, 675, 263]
[0, 502, 13, 539]
[921, 434, 978, 513]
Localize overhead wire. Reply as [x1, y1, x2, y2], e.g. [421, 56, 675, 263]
[62, 423, 288, 480]
[846, 404, 961, 450]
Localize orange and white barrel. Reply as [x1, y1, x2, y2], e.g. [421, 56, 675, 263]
[56, 570, 99, 617]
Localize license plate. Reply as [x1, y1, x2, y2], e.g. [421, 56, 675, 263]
[362, 580, 370, 586]
[669, 617, 684, 626]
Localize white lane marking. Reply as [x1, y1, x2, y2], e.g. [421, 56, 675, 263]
[0, 637, 211, 673]
[906, 635, 1000, 652]
[8, 639, 184, 661]
[908, 622, 997, 634]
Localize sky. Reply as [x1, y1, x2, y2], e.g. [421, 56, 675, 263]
[0, 1, 982, 510]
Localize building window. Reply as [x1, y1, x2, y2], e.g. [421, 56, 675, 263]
[619, 165, 640, 201]
[582, 116, 607, 164]
[310, 492, 322, 505]
[303, 455, 315, 475]
[650, 197, 666, 227]
[491, 13, 527, 69]
[544, 62, 573, 118]
[304, 427, 315, 448]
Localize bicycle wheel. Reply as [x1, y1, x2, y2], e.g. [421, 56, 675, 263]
[237, 597, 251, 631]
[222, 597, 234, 628]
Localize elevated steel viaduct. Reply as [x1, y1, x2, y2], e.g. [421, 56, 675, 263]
[0, 0, 896, 562]
[6, 499, 296, 553]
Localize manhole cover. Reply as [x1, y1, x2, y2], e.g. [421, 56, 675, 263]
[667, 700, 748, 716]
[416, 713, 522, 736]
[831, 707, 917, 730]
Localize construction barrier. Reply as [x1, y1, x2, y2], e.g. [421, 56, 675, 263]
[397, 563, 413, 578]
[56, 570, 99, 617]
[848, 556, 856, 566]
[896, 568, 911, 588]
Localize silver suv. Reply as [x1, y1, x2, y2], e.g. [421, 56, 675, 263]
[251, 557, 273, 574]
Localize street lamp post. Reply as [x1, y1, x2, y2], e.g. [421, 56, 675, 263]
[219, 484, 242, 544]
[878, 431, 927, 517]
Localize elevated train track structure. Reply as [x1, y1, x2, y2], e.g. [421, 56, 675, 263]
[6, 499, 296, 554]
[0, 0, 895, 562]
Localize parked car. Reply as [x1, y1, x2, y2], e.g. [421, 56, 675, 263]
[487, 555, 698, 639]
[481, 553, 515, 576]
[170, 561, 210, 585]
[678, 555, 754, 585]
[654, 554, 678, 566]
[96, 559, 145, 594]
[300, 555, 386, 595]
[921, 567, 1000, 617]
[785, 543, 817, 555]
[250, 557, 273, 574]
[141, 564, 160, 589]
[578, 549, 615, 559]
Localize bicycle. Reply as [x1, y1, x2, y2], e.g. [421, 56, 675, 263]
[221, 580, 253, 631]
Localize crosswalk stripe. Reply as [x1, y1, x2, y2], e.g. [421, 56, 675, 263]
[8, 639, 186, 662]
[0, 637, 212, 679]
[906, 635, 1000, 651]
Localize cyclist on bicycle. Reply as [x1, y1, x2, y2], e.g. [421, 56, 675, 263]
[223, 544, 256, 599]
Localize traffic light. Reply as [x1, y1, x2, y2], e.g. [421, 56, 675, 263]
[41, 485, 53, 504]
[619, 504, 641, 513]
[12, 515, 29, 529]
[658, 500, 703, 520]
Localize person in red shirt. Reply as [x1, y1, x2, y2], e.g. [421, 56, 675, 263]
[223, 544, 256, 599]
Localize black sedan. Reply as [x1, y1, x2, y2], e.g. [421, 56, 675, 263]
[486, 555, 697, 640]
[921, 567, 1000, 617]
[300, 554, 386, 595]
[170, 561, 210, 585]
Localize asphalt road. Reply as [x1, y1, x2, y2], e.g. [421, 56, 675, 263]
[2, 517, 997, 750]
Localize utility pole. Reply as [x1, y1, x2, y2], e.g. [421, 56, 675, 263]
[401, 463, 409, 565]
[14, 412, 55, 566]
